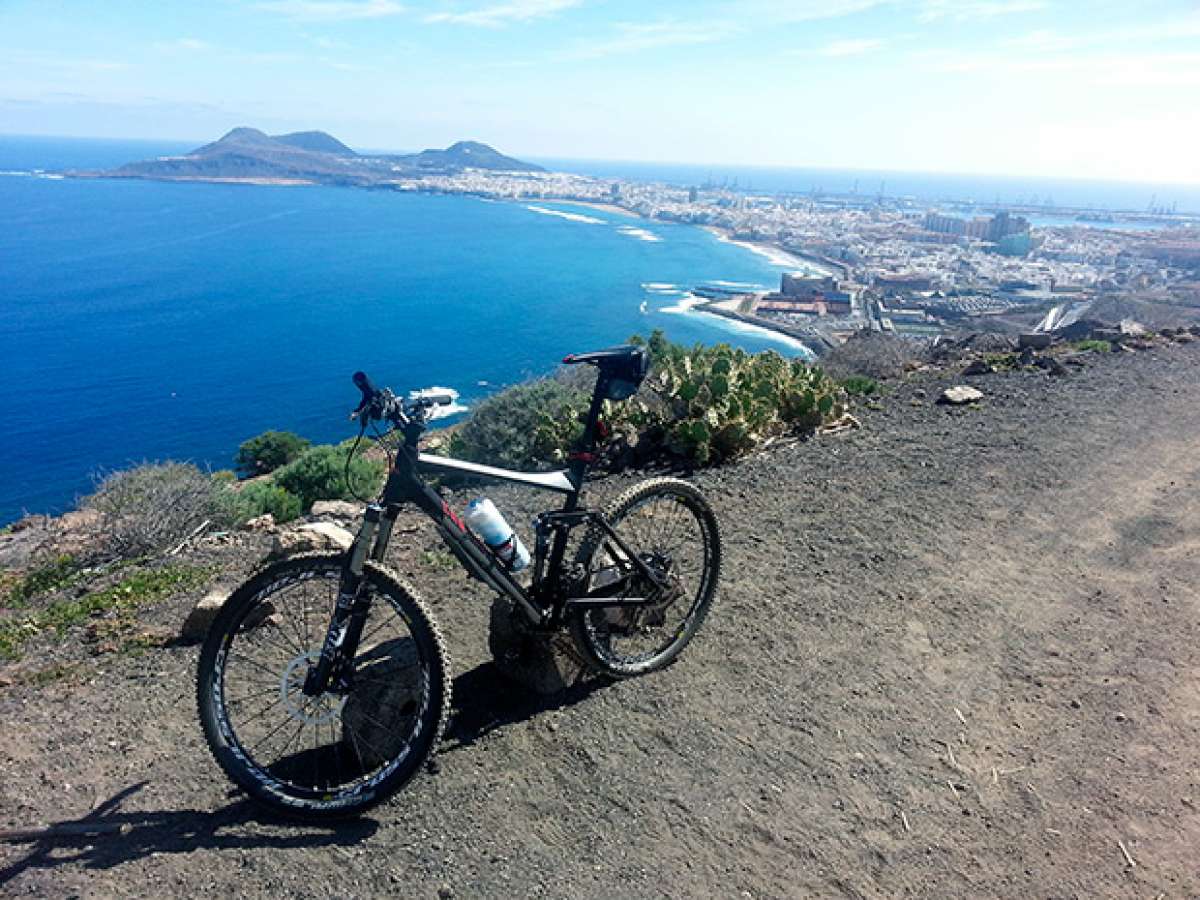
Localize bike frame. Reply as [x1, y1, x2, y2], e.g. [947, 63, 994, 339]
[303, 382, 663, 696]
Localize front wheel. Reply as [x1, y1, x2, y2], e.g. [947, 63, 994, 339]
[196, 553, 451, 820]
[569, 477, 721, 678]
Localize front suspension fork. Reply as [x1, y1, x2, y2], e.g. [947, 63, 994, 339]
[302, 504, 385, 696]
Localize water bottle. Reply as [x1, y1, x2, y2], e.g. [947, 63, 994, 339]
[463, 498, 531, 572]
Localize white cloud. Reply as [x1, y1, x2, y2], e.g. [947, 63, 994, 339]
[919, 0, 1045, 23]
[424, 0, 581, 27]
[256, 0, 405, 21]
[561, 20, 739, 60]
[820, 38, 885, 57]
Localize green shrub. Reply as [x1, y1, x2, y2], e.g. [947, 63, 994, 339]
[236, 480, 303, 523]
[274, 444, 385, 511]
[1074, 339, 1112, 353]
[211, 469, 238, 485]
[4, 555, 80, 609]
[0, 564, 208, 662]
[840, 375, 879, 396]
[449, 378, 590, 469]
[235, 430, 311, 477]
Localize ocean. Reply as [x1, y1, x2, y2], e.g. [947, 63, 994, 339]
[0, 136, 804, 524]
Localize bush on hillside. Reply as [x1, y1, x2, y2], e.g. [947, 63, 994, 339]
[273, 444, 385, 511]
[83, 462, 241, 561]
[448, 378, 590, 469]
[236, 480, 303, 523]
[235, 430, 311, 477]
[840, 375, 880, 396]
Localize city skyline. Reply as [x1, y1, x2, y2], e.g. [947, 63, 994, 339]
[2, 0, 1199, 185]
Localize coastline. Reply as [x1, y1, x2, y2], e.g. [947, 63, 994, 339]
[73, 173, 316, 186]
[553, 199, 642, 220]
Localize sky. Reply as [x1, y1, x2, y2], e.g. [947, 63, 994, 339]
[1, 0, 1198, 183]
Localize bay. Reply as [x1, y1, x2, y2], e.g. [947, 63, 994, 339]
[0, 137, 801, 522]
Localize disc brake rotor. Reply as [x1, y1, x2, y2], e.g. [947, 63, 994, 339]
[281, 651, 346, 725]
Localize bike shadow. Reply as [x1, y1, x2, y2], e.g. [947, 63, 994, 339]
[0, 782, 377, 888]
[441, 661, 608, 752]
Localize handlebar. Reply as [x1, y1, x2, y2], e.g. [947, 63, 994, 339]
[350, 372, 458, 429]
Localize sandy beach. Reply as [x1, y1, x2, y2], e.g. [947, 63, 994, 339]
[553, 199, 643, 219]
[700, 226, 835, 274]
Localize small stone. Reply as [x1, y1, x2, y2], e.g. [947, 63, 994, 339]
[242, 513, 276, 532]
[961, 359, 993, 377]
[939, 385, 984, 405]
[1069, 699, 1081, 709]
[269, 522, 354, 559]
[1035, 356, 1068, 376]
[310, 500, 362, 520]
[180, 587, 233, 642]
[912, 388, 927, 400]
[1018, 333, 1052, 350]
[437, 884, 455, 899]
[488, 596, 586, 695]
[1115, 713, 1127, 723]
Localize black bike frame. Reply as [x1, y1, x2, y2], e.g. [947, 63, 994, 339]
[302, 371, 662, 697]
[354, 382, 659, 628]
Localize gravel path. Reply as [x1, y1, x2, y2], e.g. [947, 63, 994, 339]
[3, 342, 1199, 898]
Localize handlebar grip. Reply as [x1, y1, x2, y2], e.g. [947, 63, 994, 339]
[352, 371, 380, 417]
[352, 371, 377, 399]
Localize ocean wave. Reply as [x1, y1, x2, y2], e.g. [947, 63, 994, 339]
[617, 225, 662, 243]
[712, 232, 806, 269]
[641, 282, 677, 290]
[657, 294, 706, 314]
[708, 279, 763, 289]
[656, 293, 814, 356]
[430, 401, 469, 420]
[525, 205, 604, 225]
[0, 170, 33, 177]
[696, 312, 814, 356]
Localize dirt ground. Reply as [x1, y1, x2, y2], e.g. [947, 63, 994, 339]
[2, 341, 1198, 898]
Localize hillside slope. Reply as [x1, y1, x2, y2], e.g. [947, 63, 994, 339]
[2, 343, 1198, 897]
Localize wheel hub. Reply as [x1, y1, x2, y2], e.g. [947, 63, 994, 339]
[281, 651, 346, 725]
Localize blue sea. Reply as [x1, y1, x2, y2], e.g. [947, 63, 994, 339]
[0, 136, 807, 524]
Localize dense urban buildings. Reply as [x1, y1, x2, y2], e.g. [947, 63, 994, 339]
[382, 166, 1200, 346]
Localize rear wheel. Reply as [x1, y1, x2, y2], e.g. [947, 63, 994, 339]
[196, 553, 450, 820]
[569, 478, 720, 677]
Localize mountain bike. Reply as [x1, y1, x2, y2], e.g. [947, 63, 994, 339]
[196, 345, 721, 819]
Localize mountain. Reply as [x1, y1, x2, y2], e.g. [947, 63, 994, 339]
[272, 130, 357, 156]
[403, 140, 542, 173]
[112, 127, 542, 183]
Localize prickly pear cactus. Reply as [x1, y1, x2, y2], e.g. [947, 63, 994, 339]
[615, 331, 846, 464]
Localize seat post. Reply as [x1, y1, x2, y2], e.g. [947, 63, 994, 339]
[564, 377, 607, 506]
